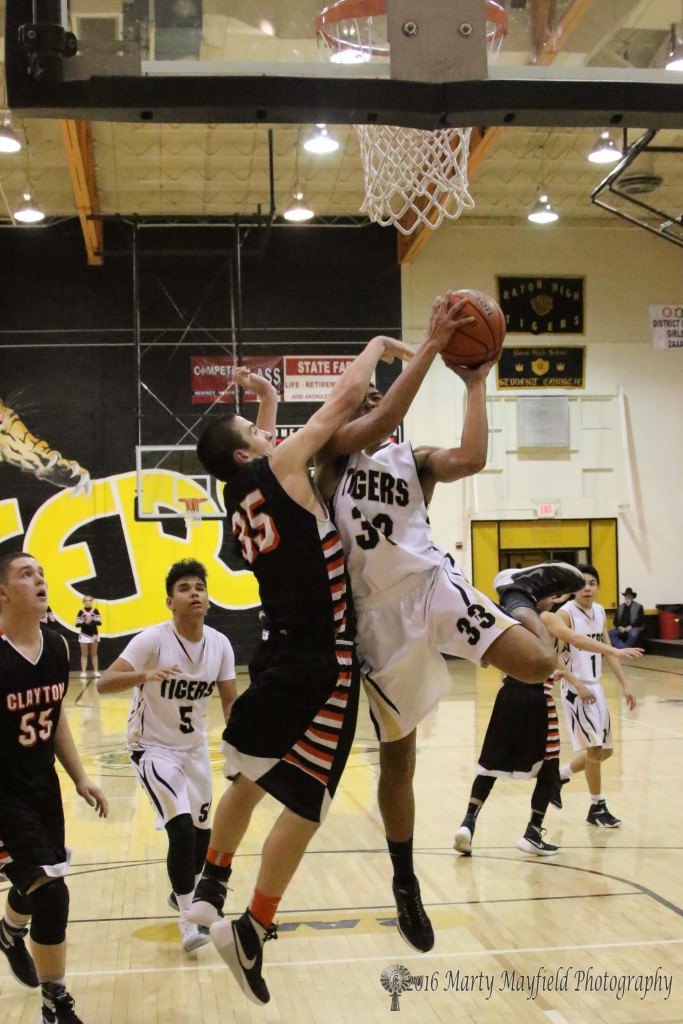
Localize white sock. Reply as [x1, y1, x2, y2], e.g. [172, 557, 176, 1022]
[176, 893, 193, 916]
[590, 793, 602, 804]
[560, 764, 571, 780]
[248, 911, 268, 943]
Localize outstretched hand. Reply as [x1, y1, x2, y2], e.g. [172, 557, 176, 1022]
[233, 366, 277, 397]
[425, 293, 476, 353]
[378, 337, 415, 364]
[441, 356, 498, 384]
[613, 647, 644, 660]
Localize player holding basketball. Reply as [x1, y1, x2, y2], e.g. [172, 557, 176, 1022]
[553, 564, 637, 826]
[97, 559, 236, 953]
[187, 331, 442, 1005]
[0, 552, 107, 1024]
[315, 292, 585, 952]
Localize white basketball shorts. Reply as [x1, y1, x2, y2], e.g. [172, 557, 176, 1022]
[129, 744, 213, 829]
[355, 556, 518, 742]
[560, 679, 613, 751]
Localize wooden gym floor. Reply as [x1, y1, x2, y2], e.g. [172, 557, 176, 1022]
[2, 655, 682, 1024]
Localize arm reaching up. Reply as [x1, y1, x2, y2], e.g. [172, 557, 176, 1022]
[234, 366, 279, 441]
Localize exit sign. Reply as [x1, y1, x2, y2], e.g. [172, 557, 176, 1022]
[535, 503, 559, 518]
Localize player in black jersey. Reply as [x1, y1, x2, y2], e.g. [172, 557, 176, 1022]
[0, 552, 107, 1024]
[190, 345, 411, 1004]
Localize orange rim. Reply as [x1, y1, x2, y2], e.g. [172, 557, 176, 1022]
[315, 0, 509, 43]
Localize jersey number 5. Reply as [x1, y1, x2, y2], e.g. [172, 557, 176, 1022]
[233, 489, 280, 564]
[18, 708, 54, 747]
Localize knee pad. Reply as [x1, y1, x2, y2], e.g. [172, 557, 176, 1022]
[165, 812, 195, 845]
[29, 878, 69, 945]
[7, 886, 33, 917]
[194, 826, 211, 876]
[165, 813, 196, 895]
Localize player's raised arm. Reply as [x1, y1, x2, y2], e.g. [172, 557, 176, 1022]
[234, 366, 278, 441]
[414, 358, 496, 502]
[319, 295, 474, 462]
[271, 335, 411, 483]
[541, 609, 643, 660]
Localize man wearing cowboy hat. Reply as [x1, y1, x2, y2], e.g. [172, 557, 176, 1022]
[609, 587, 644, 649]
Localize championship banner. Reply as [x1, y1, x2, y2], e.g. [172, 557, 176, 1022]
[191, 356, 283, 404]
[496, 346, 586, 389]
[649, 304, 683, 349]
[283, 356, 356, 402]
[497, 276, 584, 335]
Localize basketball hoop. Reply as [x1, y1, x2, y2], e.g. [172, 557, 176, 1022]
[315, 0, 509, 234]
[315, 0, 507, 64]
[179, 497, 207, 528]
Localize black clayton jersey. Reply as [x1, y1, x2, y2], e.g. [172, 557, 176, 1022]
[224, 457, 349, 642]
[0, 626, 68, 788]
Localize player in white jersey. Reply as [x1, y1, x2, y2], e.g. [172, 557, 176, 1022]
[555, 564, 637, 827]
[98, 559, 236, 951]
[317, 293, 584, 953]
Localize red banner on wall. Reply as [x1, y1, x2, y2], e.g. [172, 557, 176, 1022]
[283, 356, 355, 402]
[191, 356, 284, 404]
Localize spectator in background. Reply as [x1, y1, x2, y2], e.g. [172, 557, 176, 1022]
[609, 588, 644, 649]
[75, 596, 102, 678]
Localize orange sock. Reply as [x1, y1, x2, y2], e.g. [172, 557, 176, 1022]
[249, 889, 281, 929]
[206, 847, 234, 870]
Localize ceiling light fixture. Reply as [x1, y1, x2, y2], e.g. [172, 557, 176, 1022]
[283, 190, 314, 222]
[528, 193, 559, 224]
[0, 119, 21, 154]
[303, 124, 339, 155]
[666, 22, 683, 70]
[13, 192, 45, 224]
[588, 130, 621, 165]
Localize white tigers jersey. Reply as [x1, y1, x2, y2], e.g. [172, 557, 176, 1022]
[122, 621, 235, 751]
[332, 441, 443, 600]
[558, 599, 607, 684]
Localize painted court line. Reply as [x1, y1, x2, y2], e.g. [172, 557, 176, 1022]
[66, 936, 683, 979]
[544, 1012, 573, 1024]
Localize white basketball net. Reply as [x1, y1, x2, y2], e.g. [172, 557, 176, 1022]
[315, 1, 508, 234]
[355, 124, 474, 234]
[179, 497, 205, 528]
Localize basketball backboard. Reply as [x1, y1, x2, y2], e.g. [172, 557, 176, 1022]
[3, 2, 683, 249]
[5, 2, 683, 129]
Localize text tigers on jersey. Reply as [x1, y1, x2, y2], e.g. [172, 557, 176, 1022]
[340, 468, 409, 506]
[158, 679, 217, 701]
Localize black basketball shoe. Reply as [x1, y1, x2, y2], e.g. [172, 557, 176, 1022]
[211, 911, 277, 1005]
[549, 777, 570, 809]
[187, 876, 228, 927]
[586, 800, 621, 828]
[392, 878, 434, 953]
[516, 824, 559, 856]
[41, 989, 84, 1024]
[494, 562, 585, 606]
[0, 921, 39, 988]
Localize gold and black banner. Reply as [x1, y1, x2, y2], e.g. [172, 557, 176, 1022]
[497, 276, 584, 334]
[497, 346, 586, 389]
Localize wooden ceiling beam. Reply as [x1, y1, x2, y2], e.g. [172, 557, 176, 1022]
[59, 119, 103, 266]
[397, 0, 595, 265]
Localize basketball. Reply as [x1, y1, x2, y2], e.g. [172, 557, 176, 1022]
[444, 290, 506, 367]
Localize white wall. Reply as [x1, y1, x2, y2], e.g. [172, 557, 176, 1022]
[401, 223, 683, 607]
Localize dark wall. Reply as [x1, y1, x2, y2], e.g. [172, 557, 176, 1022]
[0, 218, 401, 663]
